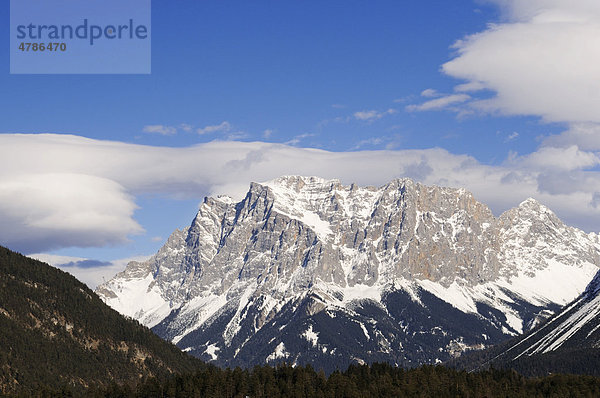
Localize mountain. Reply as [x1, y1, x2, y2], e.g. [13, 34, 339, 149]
[458, 269, 600, 376]
[97, 176, 600, 372]
[0, 246, 201, 395]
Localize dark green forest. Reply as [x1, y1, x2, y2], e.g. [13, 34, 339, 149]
[3, 245, 600, 397]
[0, 246, 201, 395]
[21, 363, 600, 398]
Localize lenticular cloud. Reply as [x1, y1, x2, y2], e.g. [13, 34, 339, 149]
[0, 172, 141, 253]
[1, 133, 600, 253]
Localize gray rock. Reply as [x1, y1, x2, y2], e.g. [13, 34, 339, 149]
[97, 176, 600, 370]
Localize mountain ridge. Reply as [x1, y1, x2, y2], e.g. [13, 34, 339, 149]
[97, 176, 600, 372]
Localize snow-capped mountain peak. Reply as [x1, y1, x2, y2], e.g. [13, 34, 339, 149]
[97, 176, 600, 371]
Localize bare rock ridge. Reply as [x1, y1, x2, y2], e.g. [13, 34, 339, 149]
[97, 176, 600, 372]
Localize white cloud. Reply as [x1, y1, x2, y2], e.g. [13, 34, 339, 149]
[442, 0, 600, 124]
[351, 137, 385, 150]
[454, 81, 487, 92]
[142, 125, 177, 135]
[505, 132, 519, 142]
[285, 133, 316, 146]
[226, 131, 248, 141]
[144, 121, 244, 139]
[506, 145, 600, 171]
[420, 88, 441, 98]
[2, 133, 600, 255]
[179, 123, 194, 132]
[0, 172, 142, 253]
[263, 129, 274, 138]
[542, 123, 600, 151]
[197, 121, 232, 135]
[354, 109, 397, 121]
[492, 0, 600, 23]
[504, 145, 600, 197]
[406, 94, 471, 112]
[354, 110, 380, 120]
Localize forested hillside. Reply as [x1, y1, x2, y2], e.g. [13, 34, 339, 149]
[103, 363, 600, 398]
[0, 246, 201, 395]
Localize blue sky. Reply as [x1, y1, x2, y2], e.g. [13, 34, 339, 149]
[2, 1, 550, 155]
[1, 1, 600, 287]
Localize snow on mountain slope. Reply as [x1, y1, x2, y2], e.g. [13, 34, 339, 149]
[96, 176, 600, 371]
[494, 269, 600, 361]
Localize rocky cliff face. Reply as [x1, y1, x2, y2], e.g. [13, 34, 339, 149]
[97, 176, 600, 372]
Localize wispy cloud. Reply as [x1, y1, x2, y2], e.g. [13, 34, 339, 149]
[351, 137, 385, 150]
[420, 88, 442, 98]
[142, 125, 177, 135]
[225, 131, 248, 141]
[505, 132, 519, 142]
[197, 121, 232, 135]
[179, 123, 194, 132]
[285, 133, 316, 146]
[263, 129, 274, 139]
[350, 134, 403, 150]
[145, 121, 245, 138]
[319, 106, 398, 127]
[353, 108, 397, 121]
[406, 94, 471, 112]
[316, 116, 351, 129]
